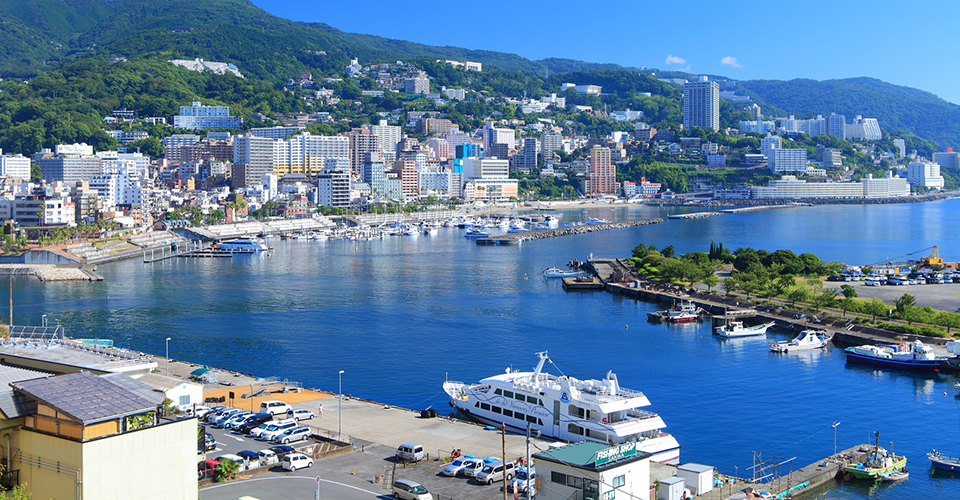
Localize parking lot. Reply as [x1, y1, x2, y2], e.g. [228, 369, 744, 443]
[824, 277, 960, 312]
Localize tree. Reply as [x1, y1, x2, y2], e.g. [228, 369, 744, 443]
[839, 297, 858, 317]
[894, 293, 917, 316]
[787, 288, 810, 307]
[661, 245, 675, 258]
[768, 274, 796, 297]
[840, 284, 858, 299]
[935, 311, 960, 335]
[215, 458, 239, 482]
[703, 274, 719, 293]
[863, 298, 888, 321]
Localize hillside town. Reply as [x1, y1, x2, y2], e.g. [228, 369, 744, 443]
[0, 58, 954, 239]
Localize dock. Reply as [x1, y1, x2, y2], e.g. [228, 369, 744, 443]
[647, 443, 876, 500]
[476, 218, 663, 245]
[142, 245, 240, 263]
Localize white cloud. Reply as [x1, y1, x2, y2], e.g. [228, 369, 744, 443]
[721, 56, 742, 68]
[665, 55, 687, 65]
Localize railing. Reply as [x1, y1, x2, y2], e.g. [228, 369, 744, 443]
[0, 469, 18, 490]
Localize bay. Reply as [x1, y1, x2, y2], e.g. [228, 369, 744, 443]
[11, 198, 960, 499]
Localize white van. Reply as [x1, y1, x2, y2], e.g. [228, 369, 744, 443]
[475, 460, 517, 485]
[396, 443, 425, 462]
[260, 400, 292, 415]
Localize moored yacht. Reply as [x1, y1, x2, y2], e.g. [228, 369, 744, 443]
[443, 352, 681, 464]
[216, 238, 267, 252]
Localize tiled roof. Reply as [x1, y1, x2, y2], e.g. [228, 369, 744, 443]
[11, 371, 161, 425]
[0, 365, 48, 419]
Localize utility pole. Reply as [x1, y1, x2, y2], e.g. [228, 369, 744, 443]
[526, 423, 532, 495]
[502, 422, 507, 500]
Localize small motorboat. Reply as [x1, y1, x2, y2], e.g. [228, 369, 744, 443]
[879, 470, 908, 482]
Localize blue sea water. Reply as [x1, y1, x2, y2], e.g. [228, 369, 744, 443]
[11, 199, 960, 499]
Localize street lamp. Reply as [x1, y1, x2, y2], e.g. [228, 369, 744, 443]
[165, 337, 172, 377]
[833, 422, 841, 456]
[338, 370, 345, 439]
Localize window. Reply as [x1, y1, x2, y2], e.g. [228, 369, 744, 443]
[613, 475, 625, 488]
[179, 395, 190, 405]
[475, 402, 480, 408]
[504, 391, 514, 399]
[567, 475, 583, 489]
[503, 409, 513, 418]
[526, 415, 537, 423]
[585, 479, 599, 493]
[480, 403, 490, 411]
[495, 389, 502, 396]
[552, 472, 567, 484]
[527, 395, 538, 404]
[492, 406, 502, 414]
[515, 393, 525, 401]
[514, 412, 525, 421]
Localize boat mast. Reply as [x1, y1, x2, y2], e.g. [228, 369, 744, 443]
[531, 351, 549, 383]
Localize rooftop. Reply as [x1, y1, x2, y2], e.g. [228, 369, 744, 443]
[11, 371, 162, 425]
[0, 338, 157, 375]
[534, 440, 651, 472]
[0, 364, 49, 419]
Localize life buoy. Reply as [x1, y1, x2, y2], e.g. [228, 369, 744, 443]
[602, 417, 607, 423]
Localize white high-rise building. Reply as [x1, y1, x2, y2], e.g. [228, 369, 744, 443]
[0, 149, 32, 179]
[173, 101, 242, 130]
[761, 135, 781, 165]
[683, 77, 720, 132]
[771, 148, 809, 173]
[907, 161, 944, 190]
[845, 116, 882, 141]
[370, 120, 402, 164]
[482, 122, 515, 154]
[540, 130, 562, 160]
[316, 159, 351, 208]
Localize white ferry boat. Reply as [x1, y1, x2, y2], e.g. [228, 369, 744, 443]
[216, 238, 267, 252]
[443, 352, 681, 464]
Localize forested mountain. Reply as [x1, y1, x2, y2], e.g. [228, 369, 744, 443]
[1, 0, 958, 150]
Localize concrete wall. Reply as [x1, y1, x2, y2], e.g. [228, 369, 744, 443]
[18, 418, 198, 500]
[81, 418, 198, 499]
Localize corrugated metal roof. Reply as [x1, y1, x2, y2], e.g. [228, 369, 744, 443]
[11, 371, 160, 425]
[137, 372, 195, 392]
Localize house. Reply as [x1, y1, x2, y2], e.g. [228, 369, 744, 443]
[3, 370, 198, 499]
[138, 373, 204, 411]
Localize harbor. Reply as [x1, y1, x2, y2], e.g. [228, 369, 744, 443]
[11, 200, 960, 500]
[476, 218, 664, 245]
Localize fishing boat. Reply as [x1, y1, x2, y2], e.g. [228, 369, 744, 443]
[843, 435, 906, 480]
[879, 470, 909, 482]
[588, 217, 610, 224]
[543, 267, 580, 278]
[648, 301, 701, 323]
[715, 321, 775, 338]
[844, 340, 945, 371]
[928, 450, 960, 471]
[768, 329, 830, 353]
[442, 352, 681, 464]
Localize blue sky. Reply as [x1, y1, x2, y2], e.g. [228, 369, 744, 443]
[252, 0, 960, 105]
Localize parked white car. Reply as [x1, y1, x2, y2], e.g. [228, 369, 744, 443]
[287, 408, 315, 422]
[281, 452, 313, 471]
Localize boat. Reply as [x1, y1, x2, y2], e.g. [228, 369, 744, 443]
[879, 470, 909, 482]
[648, 301, 700, 323]
[543, 267, 580, 278]
[768, 329, 830, 353]
[588, 217, 610, 224]
[928, 450, 960, 471]
[216, 238, 267, 252]
[715, 321, 775, 338]
[844, 340, 945, 371]
[465, 228, 490, 238]
[442, 352, 681, 464]
[843, 434, 906, 480]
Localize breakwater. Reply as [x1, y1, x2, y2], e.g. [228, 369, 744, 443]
[476, 218, 663, 245]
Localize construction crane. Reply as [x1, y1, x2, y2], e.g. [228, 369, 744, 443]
[870, 245, 941, 272]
